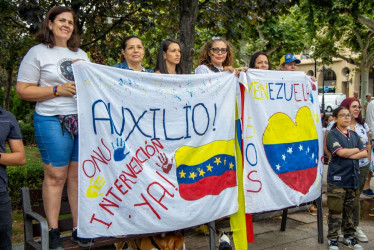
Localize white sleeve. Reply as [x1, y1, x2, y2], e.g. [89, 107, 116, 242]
[326, 120, 335, 131]
[194, 65, 211, 74]
[366, 101, 374, 139]
[17, 46, 41, 84]
[79, 49, 90, 62]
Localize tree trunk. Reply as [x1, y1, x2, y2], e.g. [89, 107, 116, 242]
[360, 65, 369, 105]
[178, 0, 199, 74]
[3, 66, 13, 110]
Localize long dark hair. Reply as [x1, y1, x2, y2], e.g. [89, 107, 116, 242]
[120, 35, 143, 63]
[196, 37, 234, 69]
[249, 51, 271, 70]
[331, 106, 349, 129]
[35, 6, 80, 52]
[155, 38, 184, 74]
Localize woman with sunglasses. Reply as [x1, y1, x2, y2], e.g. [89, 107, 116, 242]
[195, 37, 234, 74]
[324, 97, 371, 243]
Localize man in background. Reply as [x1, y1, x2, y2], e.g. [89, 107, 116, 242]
[364, 101, 374, 196]
[0, 107, 26, 249]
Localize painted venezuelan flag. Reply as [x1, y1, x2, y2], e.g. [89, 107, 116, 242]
[175, 140, 237, 201]
[263, 106, 318, 194]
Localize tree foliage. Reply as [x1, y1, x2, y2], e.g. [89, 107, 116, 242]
[299, 0, 374, 98]
[1, 0, 304, 111]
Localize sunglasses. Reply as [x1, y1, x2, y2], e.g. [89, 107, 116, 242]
[210, 47, 228, 54]
[338, 114, 353, 118]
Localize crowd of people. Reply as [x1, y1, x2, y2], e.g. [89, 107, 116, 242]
[1, 5, 373, 250]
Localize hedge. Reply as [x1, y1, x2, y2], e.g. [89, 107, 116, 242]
[7, 146, 43, 209]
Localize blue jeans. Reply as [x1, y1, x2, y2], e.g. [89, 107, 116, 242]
[0, 191, 12, 250]
[34, 112, 78, 166]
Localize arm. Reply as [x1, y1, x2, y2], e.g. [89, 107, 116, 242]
[323, 130, 331, 162]
[17, 81, 77, 101]
[335, 148, 360, 158]
[366, 131, 371, 161]
[349, 149, 368, 159]
[0, 139, 26, 166]
[366, 102, 374, 139]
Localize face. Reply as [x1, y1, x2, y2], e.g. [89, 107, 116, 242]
[349, 100, 361, 119]
[327, 116, 334, 124]
[367, 95, 371, 101]
[48, 12, 74, 46]
[122, 38, 145, 66]
[163, 42, 181, 66]
[254, 55, 269, 70]
[209, 41, 228, 67]
[335, 109, 352, 127]
[282, 61, 297, 71]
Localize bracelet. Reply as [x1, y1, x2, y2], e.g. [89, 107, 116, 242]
[53, 86, 59, 96]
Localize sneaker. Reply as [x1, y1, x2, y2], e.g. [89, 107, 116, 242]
[355, 227, 368, 242]
[328, 239, 339, 250]
[369, 208, 374, 217]
[362, 188, 374, 196]
[71, 229, 94, 247]
[49, 228, 64, 250]
[337, 229, 344, 242]
[342, 237, 364, 249]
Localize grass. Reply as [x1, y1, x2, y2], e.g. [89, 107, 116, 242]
[12, 210, 25, 244]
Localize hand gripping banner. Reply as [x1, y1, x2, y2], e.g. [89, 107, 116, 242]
[241, 69, 323, 213]
[72, 61, 238, 237]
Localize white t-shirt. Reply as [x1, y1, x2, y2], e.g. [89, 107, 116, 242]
[17, 44, 90, 116]
[326, 120, 370, 167]
[194, 64, 223, 74]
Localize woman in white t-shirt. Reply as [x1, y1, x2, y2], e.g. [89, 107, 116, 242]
[16, 6, 91, 249]
[194, 37, 235, 74]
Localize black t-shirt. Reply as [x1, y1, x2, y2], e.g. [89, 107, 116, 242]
[0, 107, 22, 192]
[326, 127, 365, 189]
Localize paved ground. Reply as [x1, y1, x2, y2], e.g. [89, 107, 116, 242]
[14, 165, 374, 250]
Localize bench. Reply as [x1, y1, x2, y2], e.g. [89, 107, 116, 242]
[21, 186, 141, 249]
[280, 195, 324, 243]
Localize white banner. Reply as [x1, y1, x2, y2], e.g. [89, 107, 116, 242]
[241, 69, 323, 213]
[73, 61, 238, 237]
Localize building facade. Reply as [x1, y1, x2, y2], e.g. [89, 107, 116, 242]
[297, 57, 374, 99]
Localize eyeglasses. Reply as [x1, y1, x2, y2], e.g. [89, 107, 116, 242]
[351, 105, 361, 110]
[210, 47, 228, 54]
[338, 114, 353, 118]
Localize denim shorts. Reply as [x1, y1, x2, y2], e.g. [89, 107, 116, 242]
[34, 112, 78, 167]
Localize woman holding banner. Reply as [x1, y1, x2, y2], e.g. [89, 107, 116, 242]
[114, 35, 153, 72]
[195, 37, 234, 74]
[249, 51, 271, 70]
[155, 38, 184, 74]
[324, 98, 371, 243]
[16, 6, 92, 249]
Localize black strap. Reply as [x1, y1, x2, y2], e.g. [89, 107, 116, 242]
[150, 236, 161, 250]
[210, 65, 221, 73]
